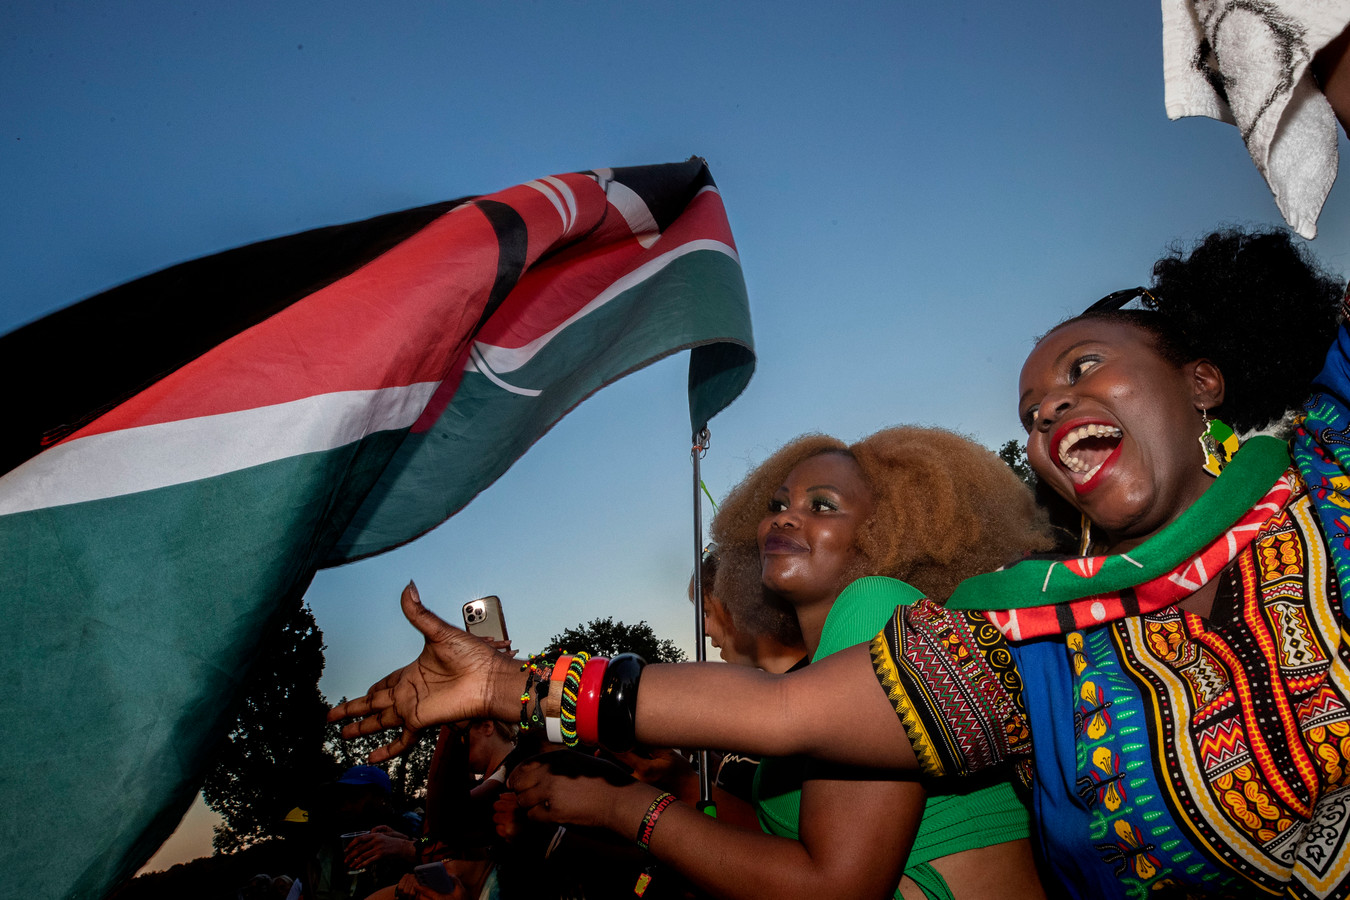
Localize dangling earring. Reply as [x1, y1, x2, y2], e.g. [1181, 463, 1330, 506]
[1199, 408, 1239, 477]
[1078, 512, 1093, 557]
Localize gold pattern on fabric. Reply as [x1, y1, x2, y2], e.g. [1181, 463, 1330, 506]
[871, 602, 1032, 783]
[871, 623, 945, 778]
[1111, 492, 1350, 894]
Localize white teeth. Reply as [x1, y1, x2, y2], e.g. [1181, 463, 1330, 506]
[1056, 424, 1122, 474]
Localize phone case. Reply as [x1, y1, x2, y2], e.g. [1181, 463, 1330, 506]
[414, 862, 459, 893]
[462, 595, 508, 642]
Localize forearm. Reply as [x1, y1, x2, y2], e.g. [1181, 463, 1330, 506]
[564, 785, 889, 900]
[630, 772, 915, 900]
[634, 645, 916, 769]
[333, 591, 914, 772]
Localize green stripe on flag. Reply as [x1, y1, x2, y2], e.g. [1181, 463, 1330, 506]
[0, 431, 402, 898]
[331, 248, 752, 562]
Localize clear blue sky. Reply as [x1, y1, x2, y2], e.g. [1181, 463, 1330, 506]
[4, 0, 1347, 869]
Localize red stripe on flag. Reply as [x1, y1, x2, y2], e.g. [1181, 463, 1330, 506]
[474, 189, 736, 349]
[63, 206, 503, 438]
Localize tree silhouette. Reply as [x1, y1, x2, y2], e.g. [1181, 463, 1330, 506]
[997, 438, 1081, 554]
[997, 439, 1037, 489]
[544, 617, 687, 663]
[201, 599, 335, 853]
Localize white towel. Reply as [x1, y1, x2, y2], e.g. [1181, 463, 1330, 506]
[1162, 0, 1350, 238]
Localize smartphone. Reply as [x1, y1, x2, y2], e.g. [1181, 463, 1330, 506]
[462, 595, 509, 643]
[414, 862, 461, 893]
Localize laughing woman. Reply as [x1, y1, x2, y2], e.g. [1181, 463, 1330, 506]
[331, 229, 1347, 897]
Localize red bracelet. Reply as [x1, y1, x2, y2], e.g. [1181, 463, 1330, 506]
[574, 656, 608, 746]
[636, 791, 676, 852]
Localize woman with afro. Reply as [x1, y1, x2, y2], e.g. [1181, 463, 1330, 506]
[507, 426, 1054, 899]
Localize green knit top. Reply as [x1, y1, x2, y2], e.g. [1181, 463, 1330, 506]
[753, 576, 1031, 900]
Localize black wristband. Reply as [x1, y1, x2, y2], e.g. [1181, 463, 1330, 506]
[597, 652, 646, 752]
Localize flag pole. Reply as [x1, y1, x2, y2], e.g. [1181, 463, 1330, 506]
[691, 426, 715, 814]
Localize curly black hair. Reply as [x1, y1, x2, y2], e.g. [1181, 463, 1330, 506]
[1067, 228, 1344, 435]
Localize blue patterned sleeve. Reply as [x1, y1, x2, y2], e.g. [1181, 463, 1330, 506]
[1293, 318, 1350, 615]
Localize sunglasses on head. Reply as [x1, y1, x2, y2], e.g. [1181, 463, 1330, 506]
[1084, 286, 1158, 314]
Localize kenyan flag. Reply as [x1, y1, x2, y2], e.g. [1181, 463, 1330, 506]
[0, 159, 754, 898]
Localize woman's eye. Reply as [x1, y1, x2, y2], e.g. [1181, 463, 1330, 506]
[1021, 405, 1038, 432]
[810, 497, 838, 512]
[1069, 356, 1100, 382]
[767, 498, 787, 513]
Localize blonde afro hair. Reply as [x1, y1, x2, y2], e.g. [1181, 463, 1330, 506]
[710, 427, 1053, 604]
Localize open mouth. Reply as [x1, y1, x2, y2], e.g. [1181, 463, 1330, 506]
[1056, 423, 1122, 485]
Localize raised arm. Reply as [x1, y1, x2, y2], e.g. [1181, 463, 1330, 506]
[632, 646, 915, 768]
[329, 582, 915, 769]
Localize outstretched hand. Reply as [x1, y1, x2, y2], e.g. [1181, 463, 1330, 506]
[327, 581, 520, 762]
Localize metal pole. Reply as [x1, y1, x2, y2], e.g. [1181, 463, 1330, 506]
[691, 427, 714, 812]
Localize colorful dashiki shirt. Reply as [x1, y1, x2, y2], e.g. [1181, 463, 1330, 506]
[874, 480, 1350, 899]
[870, 324, 1350, 900]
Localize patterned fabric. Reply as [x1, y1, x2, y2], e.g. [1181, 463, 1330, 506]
[1295, 321, 1350, 614]
[870, 327, 1350, 899]
[871, 603, 1032, 783]
[987, 463, 1294, 640]
[874, 485, 1350, 898]
[758, 577, 1030, 900]
[942, 434, 1294, 638]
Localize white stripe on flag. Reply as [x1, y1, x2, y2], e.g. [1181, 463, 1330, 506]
[526, 179, 573, 234]
[603, 180, 661, 248]
[471, 239, 739, 376]
[540, 176, 578, 234]
[468, 345, 542, 397]
[0, 381, 440, 514]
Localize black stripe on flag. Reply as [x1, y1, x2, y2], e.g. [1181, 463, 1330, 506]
[603, 157, 714, 234]
[1, 199, 462, 478]
[472, 200, 529, 333]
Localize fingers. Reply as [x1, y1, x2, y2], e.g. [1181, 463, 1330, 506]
[491, 791, 520, 840]
[512, 767, 555, 816]
[330, 694, 373, 723]
[506, 759, 543, 793]
[340, 706, 402, 740]
[522, 797, 559, 823]
[393, 874, 420, 900]
[367, 727, 416, 763]
[329, 678, 399, 724]
[345, 834, 379, 868]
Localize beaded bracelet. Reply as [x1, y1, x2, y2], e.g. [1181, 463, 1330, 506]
[635, 791, 676, 852]
[558, 651, 591, 747]
[531, 662, 553, 729]
[574, 656, 609, 746]
[598, 653, 647, 752]
[518, 653, 548, 732]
